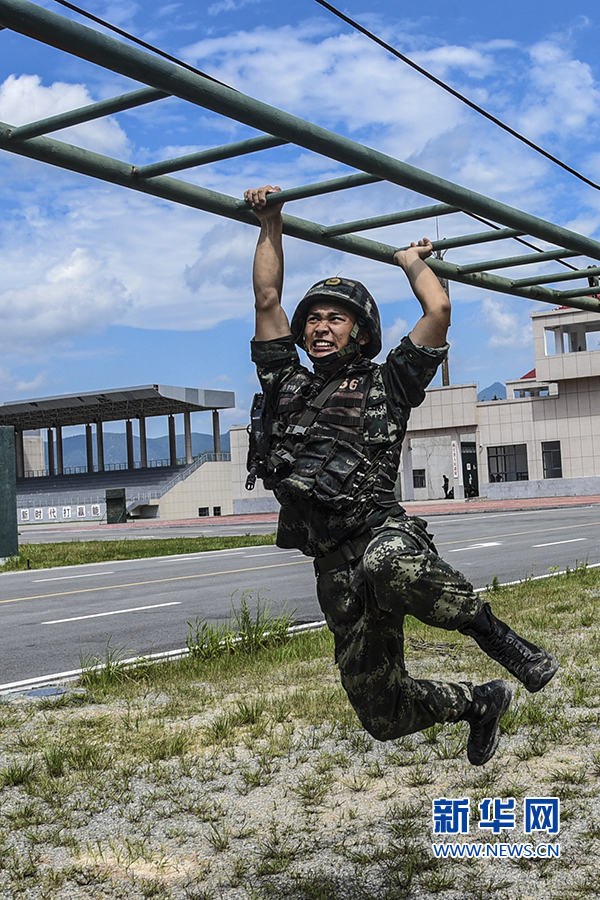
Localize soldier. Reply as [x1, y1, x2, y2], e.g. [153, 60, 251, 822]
[245, 184, 558, 766]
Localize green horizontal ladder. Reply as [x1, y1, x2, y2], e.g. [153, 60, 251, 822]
[1, 0, 600, 312]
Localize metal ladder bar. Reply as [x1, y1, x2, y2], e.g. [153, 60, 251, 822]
[510, 266, 600, 288]
[234, 172, 382, 205]
[322, 203, 459, 235]
[1, 0, 599, 263]
[134, 134, 288, 178]
[8, 87, 168, 140]
[458, 248, 581, 274]
[396, 227, 525, 253]
[1, 119, 596, 310]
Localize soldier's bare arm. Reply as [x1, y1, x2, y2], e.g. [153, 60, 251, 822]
[393, 239, 451, 348]
[245, 184, 292, 342]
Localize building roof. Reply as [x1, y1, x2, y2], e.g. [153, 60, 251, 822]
[0, 385, 235, 431]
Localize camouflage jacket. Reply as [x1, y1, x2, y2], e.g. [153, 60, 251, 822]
[251, 334, 447, 557]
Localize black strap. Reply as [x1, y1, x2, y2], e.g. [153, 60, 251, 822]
[314, 531, 372, 574]
[279, 375, 347, 447]
[297, 375, 347, 426]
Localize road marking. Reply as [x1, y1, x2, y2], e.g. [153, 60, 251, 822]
[437, 520, 600, 547]
[33, 572, 115, 583]
[532, 538, 587, 548]
[0, 559, 312, 606]
[42, 601, 181, 625]
[244, 551, 279, 556]
[448, 542, 502, 552]
[243, 551, 297, 558]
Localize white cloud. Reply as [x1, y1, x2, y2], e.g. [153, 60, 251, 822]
[101, 2, 140, 29]
[0, 365, 48, 398]
[413, 45, 493, 79]
[517, 40, 600, 141]
[0, 74, 129, 156]
[208, 0, 259, 14]
[0, 247, 131, 355]
[175, 23, 600, 226]
[480, 297, 532, 349]
[378, 316, 409, 360]
[181, 26, 467, 159]
[157, 3, 182, 16]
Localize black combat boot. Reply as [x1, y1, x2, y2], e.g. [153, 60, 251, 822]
[462, 680, 512, 766]
[460, 602, 558, 693]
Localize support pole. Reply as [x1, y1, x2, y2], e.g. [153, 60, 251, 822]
[10, 86, 167, 141]
[168, 415, 177, 465]
[0, 426, 18, 561]
[85, 423, 94, 473]
[212, 410, 221, 454]
[139, 416, 148, 468]
[14, 429, 25, 479]
[56, 425, 63, 475]
[126, 420, 135, 469]
[96, 421, 105, 472]
[47, 427, 55, 476]
[184, 410, 193, 464]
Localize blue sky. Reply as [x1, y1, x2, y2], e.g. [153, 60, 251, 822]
[1, 0, 600, 437]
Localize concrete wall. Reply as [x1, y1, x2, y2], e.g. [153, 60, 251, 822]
[477, 378, 600, 484]
[230, 425, 279, 514]
[23, 431, 45, 474]
[408, 383, 478, 431]
[17, 501, 106, 524]
[482, 476, 600, 500]
[534, 306, 600, 383]
[403, 305, 600, 501]
[157, 460, 233, 519]
[408, 435, 453, 501]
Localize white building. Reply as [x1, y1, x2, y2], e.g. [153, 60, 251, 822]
[402, 305, 600, 502]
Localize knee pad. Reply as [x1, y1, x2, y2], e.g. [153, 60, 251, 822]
[362, 530, 424, 591]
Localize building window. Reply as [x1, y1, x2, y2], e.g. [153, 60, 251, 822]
[542, 441, 562, 479]
[586, 330, 600, 351]
[487, 445, 529, 482]
[213, 506, 222, 517]
[198, 507, 209, 517]
[413, 469, 426, 489]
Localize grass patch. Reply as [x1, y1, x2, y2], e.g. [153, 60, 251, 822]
[2, 566, 600, 899]
[0, 532, 277, 572]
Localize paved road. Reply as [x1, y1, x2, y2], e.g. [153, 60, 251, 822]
[0, 545, 317, 686]
[424, 504, 600, 585]
[18, 520, 277, 543]
[2, 506, 599, 687]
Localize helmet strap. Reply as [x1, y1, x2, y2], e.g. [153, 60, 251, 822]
[307, 340, 361, 371]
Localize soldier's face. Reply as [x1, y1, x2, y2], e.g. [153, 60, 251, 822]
[304, 301, 368, 358]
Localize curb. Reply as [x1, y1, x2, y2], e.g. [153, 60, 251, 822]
[0, 620, 328, 699]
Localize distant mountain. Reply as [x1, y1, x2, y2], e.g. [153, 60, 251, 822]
[45, 432, 230, 469]
[477, 382, 506, 402]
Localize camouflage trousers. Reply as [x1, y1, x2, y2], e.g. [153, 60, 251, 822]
[314, 515, 484, 741]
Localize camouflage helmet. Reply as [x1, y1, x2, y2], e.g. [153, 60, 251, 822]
[290, 277, 382, 359]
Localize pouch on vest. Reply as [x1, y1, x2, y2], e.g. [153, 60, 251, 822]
[276, 436, 371, 510]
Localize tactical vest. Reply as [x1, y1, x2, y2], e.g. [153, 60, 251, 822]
[262, 361, 401, 512]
